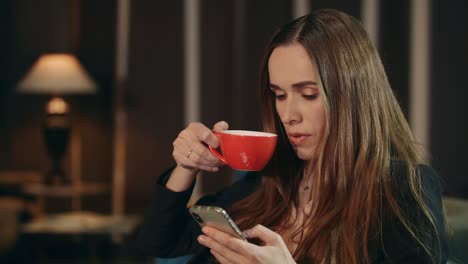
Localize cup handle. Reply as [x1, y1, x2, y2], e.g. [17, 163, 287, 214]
[208, 131, 228, 165]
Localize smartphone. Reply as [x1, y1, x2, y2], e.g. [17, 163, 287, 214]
[189, 205, 246, 241]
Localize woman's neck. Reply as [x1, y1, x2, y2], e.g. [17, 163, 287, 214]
[298, 168, 314, 208]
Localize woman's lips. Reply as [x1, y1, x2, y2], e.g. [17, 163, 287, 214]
[288, 134, 310, 146]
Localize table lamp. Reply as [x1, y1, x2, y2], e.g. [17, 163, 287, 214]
[17, 53, 98, 184]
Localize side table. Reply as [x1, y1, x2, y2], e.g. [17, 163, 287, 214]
[22, 183, 110, 213]
[19, 212, 141, 263]
[21, 211, 140, 236]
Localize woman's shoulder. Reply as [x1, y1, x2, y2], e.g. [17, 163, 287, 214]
[381, 160, 448, 262]
[390, 159, 437, 176]
[390, 160, 441, 190]
[390, 160, 442, 207]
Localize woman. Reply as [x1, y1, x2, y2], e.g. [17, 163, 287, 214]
[137, 9, 448, 263]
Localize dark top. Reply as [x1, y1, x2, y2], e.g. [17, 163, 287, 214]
[136, 162, 448, 263]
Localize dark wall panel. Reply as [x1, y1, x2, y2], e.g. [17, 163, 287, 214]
[242, 0, 292, 131]
[196, 0, 293, 195]
[200, 0, 235, 193]
[200, 0, 235, 130]
[431, 0, 468, 198]
[0, 0, 12, 169]
[126, 0, 184, 213]
[379, 0, 410, 116]
[77, 0, 116, 188]
[309, 0, 361, 18]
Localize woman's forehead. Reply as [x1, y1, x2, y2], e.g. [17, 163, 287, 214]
[268, 44, 317, 83]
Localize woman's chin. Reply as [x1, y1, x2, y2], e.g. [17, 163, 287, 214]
[294, 148, 315, 161]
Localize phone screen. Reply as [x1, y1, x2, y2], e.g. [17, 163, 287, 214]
[189, 205, 246, 241]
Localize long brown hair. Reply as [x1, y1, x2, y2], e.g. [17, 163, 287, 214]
[229, 9, 443, 263]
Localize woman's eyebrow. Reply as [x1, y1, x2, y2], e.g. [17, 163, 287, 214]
[270, 81, 318, 90]
[291, 81, 318, 88]
[269, 84, 282, 90]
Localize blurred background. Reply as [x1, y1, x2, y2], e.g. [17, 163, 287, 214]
[0, 0, 467, 263]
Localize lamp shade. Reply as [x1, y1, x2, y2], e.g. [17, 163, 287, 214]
[17, 54, 98, 94]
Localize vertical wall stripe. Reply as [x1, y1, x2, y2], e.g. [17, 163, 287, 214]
[410, 0, 431, 159]
[184, 0, 201, 125]
[184, 0, 202, 202]
[361, 0, 380, 48]
[292, 0, 310, 19]
[112, 0, 130, 216]
[116, 0, 130, 80]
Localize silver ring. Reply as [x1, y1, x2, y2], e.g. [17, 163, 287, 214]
[186, 150, 193, 159]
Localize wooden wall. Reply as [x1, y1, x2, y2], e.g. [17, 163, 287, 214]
[431, 0, 468, 198]
[124, 0, 185, 212]
[1, 0, 467, 216]
[379, 0, 411, 117]
[0, 0, 115, 212]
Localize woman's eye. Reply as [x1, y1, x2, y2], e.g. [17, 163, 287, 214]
[275, 94, 286, 100]
[303, 94, 318, 100]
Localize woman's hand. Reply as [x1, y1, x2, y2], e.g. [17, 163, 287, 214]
[172, 121, 228, 172]
[166, 121, 228, 192]
[198, 225, 296, 264]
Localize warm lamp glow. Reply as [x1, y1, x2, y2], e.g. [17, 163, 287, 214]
[17, 54, 98, 94]
[46, 97, 69, 114]
[15, 53, 97, 185]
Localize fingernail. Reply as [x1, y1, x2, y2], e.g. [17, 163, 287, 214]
[242, 230, 250, 238]
[198, 235, 205, 243]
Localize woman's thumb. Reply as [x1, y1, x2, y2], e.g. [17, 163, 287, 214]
[213, 121, 229, 132]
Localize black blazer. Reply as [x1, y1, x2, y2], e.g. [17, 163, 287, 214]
[136, 162, 448, 263]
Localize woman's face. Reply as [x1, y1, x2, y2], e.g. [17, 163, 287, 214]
[268, 43, 326, 161]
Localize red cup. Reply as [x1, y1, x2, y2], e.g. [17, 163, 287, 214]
[208, 130, 277, 171]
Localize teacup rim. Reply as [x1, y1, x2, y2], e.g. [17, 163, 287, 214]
[218, 130, 277, 137]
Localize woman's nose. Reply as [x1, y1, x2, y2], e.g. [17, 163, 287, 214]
[281, 98, 300, 126]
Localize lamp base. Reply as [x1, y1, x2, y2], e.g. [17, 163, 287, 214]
[43, 110, 71, 185]
[45, 164, 69, 185]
